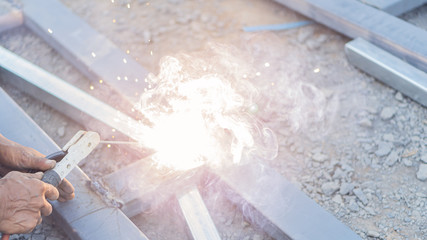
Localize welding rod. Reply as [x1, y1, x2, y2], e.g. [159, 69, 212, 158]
[99, 140, 140, 145]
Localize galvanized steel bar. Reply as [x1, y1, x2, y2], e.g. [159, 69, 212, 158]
[178, 186, 222, 240]
[273, 0, 427, 73]
[346, 38, 427, 107]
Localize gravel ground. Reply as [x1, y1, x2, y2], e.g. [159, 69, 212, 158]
[0, 0, 426, 239]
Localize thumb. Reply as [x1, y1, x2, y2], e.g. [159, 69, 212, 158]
[23, 154, 56, 171]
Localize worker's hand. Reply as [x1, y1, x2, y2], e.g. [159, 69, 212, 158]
[0, 134, 75, 202]
[0, 171, 59, 234]
[0, 134, 56, 175]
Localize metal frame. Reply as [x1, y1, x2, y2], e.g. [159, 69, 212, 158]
[0, 87, 148, 240]
[346, 38, 427, 107]
[21, 0, 149, 104]
[273, 0, 427, 73]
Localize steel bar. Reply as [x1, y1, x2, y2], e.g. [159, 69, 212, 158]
[0, 87, 149, 240]
[178, 186, 222, 240]
[0, 46, 145, 142]
[211, 163, 361, 240]
[273, 0, 427, 73]
[346, 38, 427, 107]
[21, 0, 149, 104]
[359, 0, 427, 16]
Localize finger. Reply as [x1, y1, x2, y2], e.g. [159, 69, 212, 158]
[59, 178, 75, 194]
[40, 200, 53, 216]
[44, 183, 59, 201]
[37, 217, 43, 226]
[58, 192, 75, 202]
[21, 152, 56, 171]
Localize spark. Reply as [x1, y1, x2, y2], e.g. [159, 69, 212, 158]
[123, 58, 127, 63]
[135, 78, 139, 82]
[99, 79, 103, 84]
[111, 0, 114, 3]
[314, 68, 320, 73]
[112, 19, 116, 23]
[264, 62, 270, 67]
[107, 144, 111, 148]
[47, 28, 53, 34]
[126, 49, 130, 54]
[150, 50, 153, 56]
[89, 85, 94, 90]
[255, 72, 261, 76]
[91, 52, 96, 58]
[112, 129, 116, 132]
[117, 76, 121, 81]
[124, 76, 128, 81]
[127, 3, 131, 8]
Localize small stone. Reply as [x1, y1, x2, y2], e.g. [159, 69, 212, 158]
[375, 142, 393, 157]
[57, 126, 65, 137]
[253, 234, 263, 240]
[380, 107, 396, 120]
[353, 188, 368, 205]
[367, 230, 380, 238]
[403, 158, 412, 167]
[297, 28, 314, 43]
[383, 133, 395, 142]
[395, 92, 403, 101]
[321, 182, 340, 196]
[332, 194, 343, 204]
[416, 164, 427, 181]
[385, 151, 399, 166]
[358, 118, 372, 128]
[421, 152, 427, 163]
[312, 152, 328, 162]
[340, 182, 355, 195]
[348, 200, 359, 212]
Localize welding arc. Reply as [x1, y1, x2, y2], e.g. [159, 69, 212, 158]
[99, 140, 139, 145]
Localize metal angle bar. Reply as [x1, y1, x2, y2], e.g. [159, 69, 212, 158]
[0, 87, 149, 240]
[211, 163, 361, 240]
[273, 0, 427, 73]
[178, 186, 222, 240]
[21, 0, 149, 104]
[345, 38, 427, 107]
[359, 0, 427, 16]
[0, 46, 143, 141]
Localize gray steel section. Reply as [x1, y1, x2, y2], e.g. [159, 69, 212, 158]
[0, 46, 144, 141]
[21, 0, 149, 104]
[213, 163, 361, 240]
[273, 0, 427, 73]
[359, 0, 427, 16]
[178, 187, 222, 240]
[0, 87, 148, 240]
[346, 38, 427, 107]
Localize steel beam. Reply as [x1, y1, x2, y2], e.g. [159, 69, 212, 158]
[359, 0, 427, 16]
[211, 163, 361, 240]
[346, 38, 427, 107]
[178, 186, 222, 240]
[0, 87, 148, 240]
[273, 0, 427, 73]
[0, 46, 145, 143]
[21, 0, 149, 104]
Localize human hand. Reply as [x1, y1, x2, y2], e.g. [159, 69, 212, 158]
[0, 134, 75, 202]
[0, 171, 59, 234]
[0, 134, 56, 174]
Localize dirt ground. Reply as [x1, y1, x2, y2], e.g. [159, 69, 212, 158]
[0, 0, 426, 239]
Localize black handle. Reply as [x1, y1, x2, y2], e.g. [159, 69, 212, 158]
[41, 169, 62, 187]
